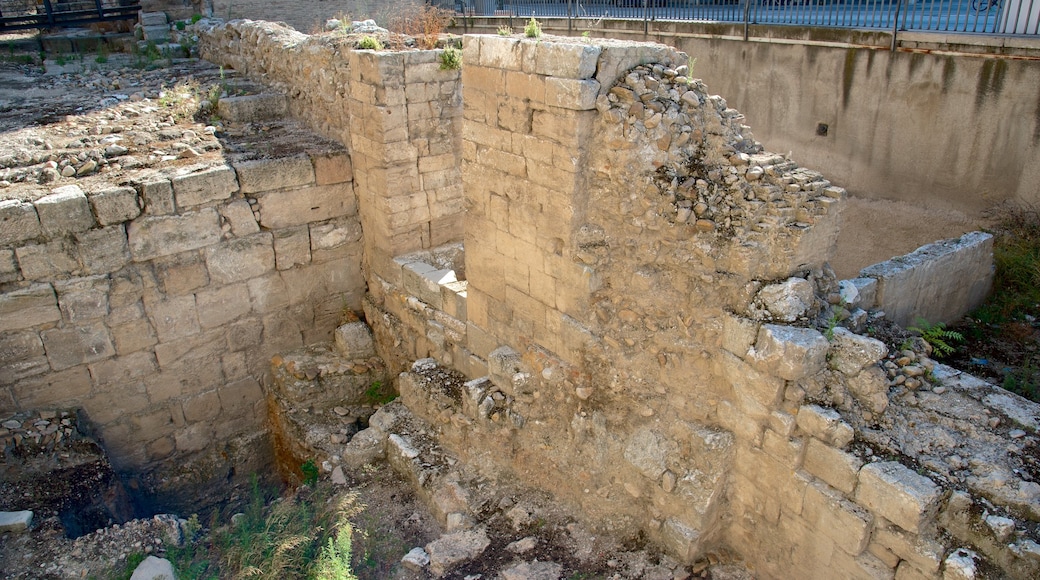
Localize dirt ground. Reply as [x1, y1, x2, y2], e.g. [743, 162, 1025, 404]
[830, 195, 984, 280]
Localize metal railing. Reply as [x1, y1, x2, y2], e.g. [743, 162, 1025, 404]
[460, 0, 1039, 36]
[0, 0, 141, 32]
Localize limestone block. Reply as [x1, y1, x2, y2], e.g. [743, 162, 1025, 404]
[41, 323, 115, 371]
[255, 183, 356, 229]
[500, 560, 563, 580]
[89, 187, 141, 226]
[0, 283, 61, 332]
[874, 523, 944, 574]
[335, 320, 375, 359]
[0, 511, 33, 533]
[138, 11, 167, 26]
[0, 249, 16, 283]
[312, 152, 353, 185]
[35, 185, 95, 236]
[859, 232, 994, 326]
[846, 366, 890, 416]
[15, 240, 78, 280]
[196, 283, 251, 329]
[139, 179, 175, 215]
[55, 276, 110, 322]
[0, 199, 42, 245]
[217, 93, 288, 123]
[761, 428, 803, 466]
[856, 461, 942, 534]
[218, 200, 260, 236]
[217, 377, 263, 418]
[127, 210, 222, 261]
[171, 165, 238, 208]
[722, 313, 759, 358]
[748, 324, 829, 381]
[545, 77, 601, 110]
[840, 278, 878, 310]
[12, 366, 92, 407]
[624, 428, 673, 480]
[830, 327, 888, 376]
[754, 277, 815, 322]
[662, 517, 701, 563]
[425, 528, 491, 576]
[310, 219, 362, 251]
[234, 155, 315, 194]
[804, 479, 874, 555]
[943, 548, 978, 580]
[0, 330, 45, 365]
[804, 438, 864, 494]
[129, 555, 176, 580]
[342, 427, 386, 469]
[204, 233, 275, 284]
[111, 319, 158, 355]
[144, 293, 200, 343]
[720, 351, 785, 410]
[477, 36, 523, 71]
[77, 226, 130, 275]
[273, 226, 311, 270]
[88, 351, 157, 386]
[441, 281, 468, 321]
[796, 404, 854, 448]
[522, 39, 600, 79]
[487, 345, 524, 396]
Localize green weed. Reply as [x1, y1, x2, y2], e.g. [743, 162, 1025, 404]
[524, 17, 542, 38]
[301, 459, 320, 486]
[439, 46, 461, 70]
[908, 318, 964, 358]
[363, 381, 397, 405]
[357, 36, 383, 50]
[1003, 357, 1039, 401]
[497, 25, 512, 36]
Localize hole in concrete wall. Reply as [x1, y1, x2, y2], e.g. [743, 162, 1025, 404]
[816, 122, 829, 136]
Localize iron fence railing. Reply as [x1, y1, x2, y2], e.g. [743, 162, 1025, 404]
[0, 0, 140, 32]
[456, 0, 1039, 36]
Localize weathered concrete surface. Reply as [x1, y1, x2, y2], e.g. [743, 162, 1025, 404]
[860, 231, 994, 326]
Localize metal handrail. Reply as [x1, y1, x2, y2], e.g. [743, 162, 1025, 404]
[462, 0, 1039, 37]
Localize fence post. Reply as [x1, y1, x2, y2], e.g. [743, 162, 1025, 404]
[644, 0, 649, 34]
[743, 0, 751, 41]
[569, 0, 573, 34]
[890, 0, 903, 51]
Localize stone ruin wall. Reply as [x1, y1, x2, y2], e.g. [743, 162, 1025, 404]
[3, 18, 1038, 578]
[0, 150, 363, 508]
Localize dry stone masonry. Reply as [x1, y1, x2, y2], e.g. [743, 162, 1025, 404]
[2, 17, 1037, 579]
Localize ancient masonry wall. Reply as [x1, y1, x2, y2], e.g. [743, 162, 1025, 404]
[371, 34, 1038, 580]
[197, 19, 465, 298]
[0, 152, 362, 502]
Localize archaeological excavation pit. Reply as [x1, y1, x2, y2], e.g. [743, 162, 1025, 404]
[1, 12, 1039, 580]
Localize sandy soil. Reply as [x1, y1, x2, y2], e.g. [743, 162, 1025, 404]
[830, 195, 985, 280]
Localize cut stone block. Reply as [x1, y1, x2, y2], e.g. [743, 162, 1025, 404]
[856, 461, 942, 534]
[796, 404, 855, 448]
[0, 283, 61, 332]
[127, 210, 222, 261]
[829, 327, 888, 376]
[217, 93, 289, 123]
[754, 277, 814, 322]
[234, 155, 314, 194]
[859, 232, 993, 326]
[129, 555, 176, 580]
[89, 187, 141, 226]
[170, 165, 237, 208]
[0, 510, 32, 533]
[35, 185, 95, 235]
[335, 320, 376, 359]
[803, 437, 863, 494]
[748, 324, 829, 380]
[425, 528, 491, 576]
[0, 199, 42, 245]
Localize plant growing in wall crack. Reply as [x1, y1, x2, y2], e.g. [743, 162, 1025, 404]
[357, 36, 383, 50]
[524, 17, 542, 38]
[439, 46, 461, 70]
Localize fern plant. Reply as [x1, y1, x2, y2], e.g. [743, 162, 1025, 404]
[908, 318, 964, 358]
